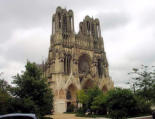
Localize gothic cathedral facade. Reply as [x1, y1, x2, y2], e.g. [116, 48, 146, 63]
[42, 7, 114, 113]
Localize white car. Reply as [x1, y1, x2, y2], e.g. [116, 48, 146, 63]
[0, 113, 38, 119]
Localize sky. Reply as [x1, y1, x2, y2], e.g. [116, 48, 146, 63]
[0, 0, 155, 88]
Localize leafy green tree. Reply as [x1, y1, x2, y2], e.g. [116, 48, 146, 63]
[128, 65, 155, 101]
[134, 96, 151, 114]
[0, 87, 10, 114]
[152, 84, 155, 103]
[12, 61, 53, 116]
[7, 97, 38, 114]
[0, 72, 11, 92]
[0, 72, 11, 114]
[91, 94, 107, 114]
[77, 87, 103, 113]
[86, 87, 103, 112]
[106, 88, 144, 118]
[77, 90, 88, 105]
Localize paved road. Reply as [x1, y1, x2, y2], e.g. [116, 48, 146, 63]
[129, 116, 152, 119]
[49, 113, 92, 119]
[48, 114, 152, 119]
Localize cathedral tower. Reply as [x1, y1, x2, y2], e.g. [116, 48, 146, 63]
[42, 7, 114, 113]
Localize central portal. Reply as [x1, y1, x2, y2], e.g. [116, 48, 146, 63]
[66, 84, 77, 112]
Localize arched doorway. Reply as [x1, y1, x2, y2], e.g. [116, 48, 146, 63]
[66, 84, 77, 112]
[82, 79, 95, 90]
[102, 85, 108, 92]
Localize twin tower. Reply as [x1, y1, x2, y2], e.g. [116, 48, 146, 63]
[42, 7, 114, 113]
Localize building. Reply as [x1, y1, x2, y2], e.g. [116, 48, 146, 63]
[42, 6, 114, 113]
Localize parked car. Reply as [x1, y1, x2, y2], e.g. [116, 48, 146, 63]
[0, 113, 38, 119]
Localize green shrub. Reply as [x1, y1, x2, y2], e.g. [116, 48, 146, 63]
[135, 96, 151, 114]
[109, 110, 127, 119]
[76, 87, 152, 118]
[91, 94, 107, 115]
[106, 88, 144, 118]
[76, 107, 85, 114]
[67, 104, 75, 112]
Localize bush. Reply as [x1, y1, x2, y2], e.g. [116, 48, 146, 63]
[106, 88, 138, 118]
[76, 87, 152, 118]
[67, 104, 75, 112]
[7, 97, 38, 114]
[91, 94, 107, 115]
[77, 87, 103, 114]
[76, 107, 85, 115]
[135, 96, 151, 114]
[109, 110, 127, 119]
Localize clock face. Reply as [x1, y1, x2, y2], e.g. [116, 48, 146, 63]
[78, 54, 90, 74]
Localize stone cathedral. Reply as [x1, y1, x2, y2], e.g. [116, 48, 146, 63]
[41, 7, 114, 113]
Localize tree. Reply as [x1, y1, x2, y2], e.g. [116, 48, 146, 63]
[77, 90, 88, 105]
[0, 72, 11, 114]
[106, 88, 148, 118]
[7, 97, 38, 114]
[91, 94, 107, 114]
[77, 87, 152, 118]
[86, 87, 103, 112]
[0, 72, 11, 92]
[12, 61, 53, 116]
[128, 65, 155, 101]
[77, 87, 103, 114]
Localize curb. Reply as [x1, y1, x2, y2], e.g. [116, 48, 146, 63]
[128, 115, 152, 119]
[95, 115, 152, 119]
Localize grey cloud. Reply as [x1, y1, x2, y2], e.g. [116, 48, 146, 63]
[109, 65, 131, 88]
[128, 42, 155, 65]
[97, 12, 130, 30]
[2, 31, 49, 64]
[0, 0, 126, 43]
[140, 7, 155, 28]
[0, 0, 155, 88]
[0, 0, 53, 43]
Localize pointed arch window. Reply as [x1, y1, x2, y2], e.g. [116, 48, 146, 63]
[66, 90, 71, 99]
[58, 13, 61, 29]
[97, 59, 103, 78]
[64, 54, 71, 75]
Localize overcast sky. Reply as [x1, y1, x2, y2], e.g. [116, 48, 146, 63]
[0, 0, 155, 88]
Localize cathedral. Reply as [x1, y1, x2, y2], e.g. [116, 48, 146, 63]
[41, 7, 114, 113]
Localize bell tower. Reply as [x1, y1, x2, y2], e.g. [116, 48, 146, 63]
[51, 7, 74, 48]
[53, 6, 74, 34]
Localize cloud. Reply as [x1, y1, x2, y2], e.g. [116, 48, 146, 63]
[2, 27, 50, 63]
[98, 11, 130, 30]
[1, 61, 25, 84]
[0, 0, 155, 88]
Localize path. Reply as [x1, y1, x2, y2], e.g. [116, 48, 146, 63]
[49, 113, 91, 119]
[48, 114, 152, 119]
